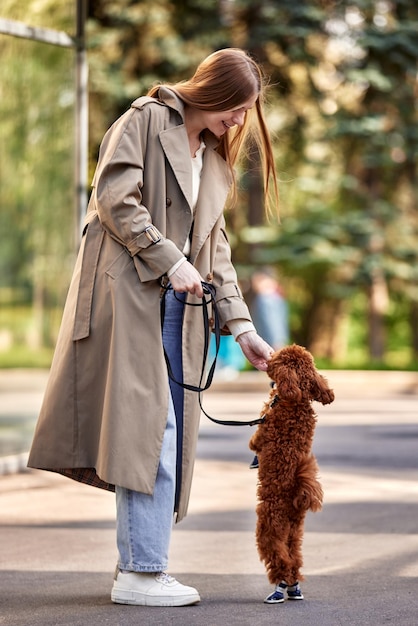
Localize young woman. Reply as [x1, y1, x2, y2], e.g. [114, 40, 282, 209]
[28, 48, 279, 607]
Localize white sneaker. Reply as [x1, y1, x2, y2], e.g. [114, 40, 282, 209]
[111, 570, 201, 607]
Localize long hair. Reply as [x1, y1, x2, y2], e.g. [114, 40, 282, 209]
[147, 48, 279, 218]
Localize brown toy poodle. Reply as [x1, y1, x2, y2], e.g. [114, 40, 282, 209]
[249, 344, 334, 604]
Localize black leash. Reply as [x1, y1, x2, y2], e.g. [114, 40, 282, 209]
[160, 281, 266, 427]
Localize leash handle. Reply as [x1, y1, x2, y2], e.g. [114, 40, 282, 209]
[161, 282, 219, 393]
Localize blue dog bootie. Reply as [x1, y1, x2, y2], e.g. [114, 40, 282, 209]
[287, 581, 303, 600]
[264, 581, 287, 604]
[287, 581, 304, 600]
[264, 581, 304, 604]
[249, 455, 259, 469]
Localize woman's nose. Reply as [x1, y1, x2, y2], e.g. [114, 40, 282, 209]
[232, 110, 246, 126]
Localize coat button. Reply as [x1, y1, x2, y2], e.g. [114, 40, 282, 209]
[166, 197, 172, 207]
[206, 273, 213, 281]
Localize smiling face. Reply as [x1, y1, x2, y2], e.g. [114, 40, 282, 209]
[200, 94, 258, 137]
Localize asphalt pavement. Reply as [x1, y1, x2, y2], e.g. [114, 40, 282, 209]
[1, 369, 418, 626]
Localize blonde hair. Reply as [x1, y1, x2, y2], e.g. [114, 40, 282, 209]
[147, 48, 279, 219]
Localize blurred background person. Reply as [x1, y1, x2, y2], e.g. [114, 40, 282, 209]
[250, 267, 289, 351]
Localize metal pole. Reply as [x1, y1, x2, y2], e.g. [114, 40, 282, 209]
[1, 10, 88, 247]
[74, 0, 88, 244]
[0, 18, 73, 47]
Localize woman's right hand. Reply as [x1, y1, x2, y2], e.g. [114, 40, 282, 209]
[169, 261, 204, 297]
[236, 331, 274, 372]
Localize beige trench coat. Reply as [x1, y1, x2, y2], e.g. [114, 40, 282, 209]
[28, 87, 252, 521]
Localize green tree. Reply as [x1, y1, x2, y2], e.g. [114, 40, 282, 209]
[232, 0, 418, 365]
[0, 1, 75, 352]
[324, 0, 418, 361]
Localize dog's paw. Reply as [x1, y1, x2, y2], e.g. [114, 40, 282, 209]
[319, 387, 335, 405]
[309, 496, 323, 512]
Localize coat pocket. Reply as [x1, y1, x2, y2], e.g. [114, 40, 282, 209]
[105, 247, 133, 280]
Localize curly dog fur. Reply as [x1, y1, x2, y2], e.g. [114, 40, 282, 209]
[249, 344, 334, 587]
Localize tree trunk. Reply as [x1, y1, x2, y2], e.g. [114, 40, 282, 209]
[410, 301, 418, 361]
[367, 268, 389, 361]
[307, 298, 349, 362]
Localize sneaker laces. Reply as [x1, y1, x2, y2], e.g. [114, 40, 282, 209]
[156, 572, 175, 584]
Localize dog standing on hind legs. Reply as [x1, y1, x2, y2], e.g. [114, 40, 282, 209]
[249, 344, 334, 604]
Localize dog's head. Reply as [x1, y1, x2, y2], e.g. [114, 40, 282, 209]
[267, 344, 334, 405]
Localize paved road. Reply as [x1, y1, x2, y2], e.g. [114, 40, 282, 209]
[0, 370, 418, 625]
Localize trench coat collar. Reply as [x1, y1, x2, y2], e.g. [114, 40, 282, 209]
[158, 87, 194, 210]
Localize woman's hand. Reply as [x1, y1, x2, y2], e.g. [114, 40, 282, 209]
[236, 331, 274, 372]
[169, 261, 205, 297]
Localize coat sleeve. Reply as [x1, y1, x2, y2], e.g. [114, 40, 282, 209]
[211, 216, 253, 329]
[92, 105, 184, 279]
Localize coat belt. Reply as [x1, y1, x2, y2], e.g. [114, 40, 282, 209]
[72, 211, 105, 341]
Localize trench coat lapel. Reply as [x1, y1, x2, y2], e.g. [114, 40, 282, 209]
[159, 126, 193, 211]
[190, 145, 233, 262]
[157, 88, 232, 252]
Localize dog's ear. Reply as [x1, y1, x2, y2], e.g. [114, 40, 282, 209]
[275, 367, 303, 402]
[310, 372, 335, 405]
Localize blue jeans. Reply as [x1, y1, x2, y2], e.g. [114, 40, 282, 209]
[115, 289, 184, 572]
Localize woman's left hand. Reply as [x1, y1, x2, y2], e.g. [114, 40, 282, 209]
[236, 331, 274, 372]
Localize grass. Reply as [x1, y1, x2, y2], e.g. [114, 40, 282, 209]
[0, 305, 58, 368]
[0, 345, 54, 369]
